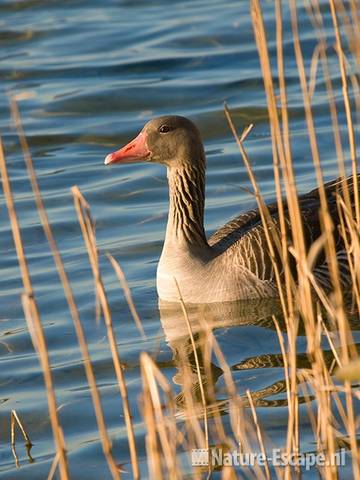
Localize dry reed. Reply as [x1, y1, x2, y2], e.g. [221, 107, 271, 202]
[0, 138, 70, 480]
[1, 0, 360, 478]
[10, 99, 121, 480]
[72, 186, 140, 480]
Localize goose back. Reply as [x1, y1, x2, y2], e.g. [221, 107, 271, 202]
[208, 174, 359, 289]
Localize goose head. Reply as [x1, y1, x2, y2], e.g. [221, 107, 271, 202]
[104, 115, 205, 169]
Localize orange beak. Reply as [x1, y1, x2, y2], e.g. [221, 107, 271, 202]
[104, 132, 150, 165]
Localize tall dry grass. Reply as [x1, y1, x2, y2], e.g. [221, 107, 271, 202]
[1, 0, 359, 478]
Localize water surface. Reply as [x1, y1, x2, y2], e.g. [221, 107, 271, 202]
[0, 0, 357, 478]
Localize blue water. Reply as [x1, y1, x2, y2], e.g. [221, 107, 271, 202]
[0, 0, 357, 478]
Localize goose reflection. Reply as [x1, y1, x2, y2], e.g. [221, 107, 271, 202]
[157, 298, 347, 416]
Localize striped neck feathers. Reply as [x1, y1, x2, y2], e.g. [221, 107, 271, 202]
[165, 163, 207, 247]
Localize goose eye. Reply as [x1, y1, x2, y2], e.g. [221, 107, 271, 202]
[158, 124, 172, 134]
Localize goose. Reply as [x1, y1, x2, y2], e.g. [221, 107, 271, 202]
[104, 115, 357, 303]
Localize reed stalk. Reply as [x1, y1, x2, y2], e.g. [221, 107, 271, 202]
[2, 1, 360, 478]
[0, 139, 69, 480]
[72, 187, 140, 480]
[10, 99, 120, 480]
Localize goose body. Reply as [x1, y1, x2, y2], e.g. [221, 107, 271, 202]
[104, 115, 356, 303]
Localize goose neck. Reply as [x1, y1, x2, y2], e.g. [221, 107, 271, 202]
[165, 164, 208, 248]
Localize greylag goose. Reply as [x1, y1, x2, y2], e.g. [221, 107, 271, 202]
[104, 115, 357, 303]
